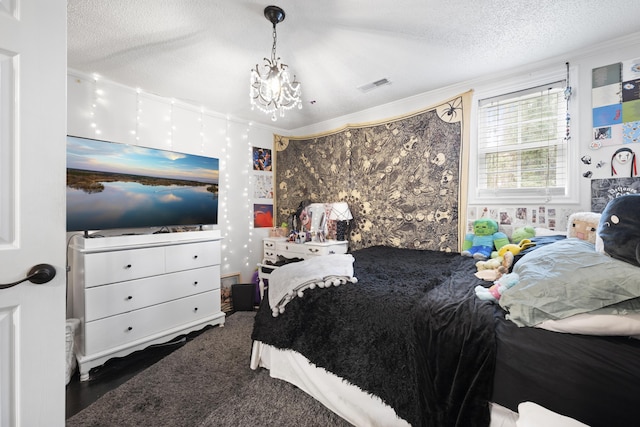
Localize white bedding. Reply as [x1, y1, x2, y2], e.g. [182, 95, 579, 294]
[267, 254, 357, 316]
[537, 311, 640, 338]
[250, 341, 531, 427]
[515, 402, 589, 427]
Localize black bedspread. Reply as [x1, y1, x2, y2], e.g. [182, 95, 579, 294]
[252, 242, 640, 427]
[414, 261, 498, 427]
[492, 314, 640, 427]
[252, 246, 494, 427]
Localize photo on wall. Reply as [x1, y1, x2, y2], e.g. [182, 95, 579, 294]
[591, 177, 640, 212]
[253, 203, 274, 228]
[254, 174, 273, 199]
[253, 146, 272, 171]
[591, 59, 640, 148]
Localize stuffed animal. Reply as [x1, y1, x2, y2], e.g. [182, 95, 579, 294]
[475, 272, 520, 302]
[511, 226, 535, 244]
[497, 239, 536, 257]
[474, 251, 514, 281]
[596, 194, 640, 267]
[567, 211, 601, 244]
[462, 218, 509, 260]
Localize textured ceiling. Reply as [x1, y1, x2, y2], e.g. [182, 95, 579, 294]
[67, 0, 640, 130]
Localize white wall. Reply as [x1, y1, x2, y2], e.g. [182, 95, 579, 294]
[290, 32, 640, 235]
[67, 72, 275, 283]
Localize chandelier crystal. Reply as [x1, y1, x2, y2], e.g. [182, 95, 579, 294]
[250, 6, 302, 121]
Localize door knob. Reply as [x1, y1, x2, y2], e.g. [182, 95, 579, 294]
[0, 263, 56, 289]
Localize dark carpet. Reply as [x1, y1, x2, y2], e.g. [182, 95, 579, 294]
[66, 312, 351, 427]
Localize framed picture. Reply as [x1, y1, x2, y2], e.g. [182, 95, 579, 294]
[591, 177, 640, 212]
[254, 203, 274, 228]
[220, 273, 241, 313]
[221, 272, 241, 288]
[253, 146, 272, 171]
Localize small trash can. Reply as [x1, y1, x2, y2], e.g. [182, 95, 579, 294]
[231, 283, 256, 311]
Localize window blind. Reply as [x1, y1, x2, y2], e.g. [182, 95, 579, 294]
[477, 80, 568, 199]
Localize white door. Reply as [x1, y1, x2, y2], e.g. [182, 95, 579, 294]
[0, 0, 67, 426]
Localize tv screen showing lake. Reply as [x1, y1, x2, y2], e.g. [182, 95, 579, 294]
[66, 136, 219, 232]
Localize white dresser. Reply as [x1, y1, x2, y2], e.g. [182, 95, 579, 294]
[69, 230, 225, 380]
[259, 238, 349, 297]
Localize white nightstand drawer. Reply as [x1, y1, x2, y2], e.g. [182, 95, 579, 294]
[276, 240, 348, 258]
[83, 290, 220, 355]
[276, 242, 310, 257]
[304, 242, 349, 256]
[84, 265, 220, 321]
[263, 239, 278, 251]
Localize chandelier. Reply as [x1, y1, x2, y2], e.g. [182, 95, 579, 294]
[250, 5, 302, 121]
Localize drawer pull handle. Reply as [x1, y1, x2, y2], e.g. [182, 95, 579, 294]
[125, 264, 132, 269]
[193, 255, 198, 259]
[193, 281, 198, 286]
[308, 248, 319, 253]
[127, 326, 133, 331]
[126, 296, 133, 300]
[194, 307, 198, 312]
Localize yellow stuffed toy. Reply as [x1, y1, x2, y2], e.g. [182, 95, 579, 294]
[474, 251, 514, 281]
[497, 239, 536, 257]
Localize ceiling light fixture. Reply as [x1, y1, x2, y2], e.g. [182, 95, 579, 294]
[250, 5, 302, 121]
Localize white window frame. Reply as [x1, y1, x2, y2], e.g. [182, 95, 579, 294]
[468, 67, 579, 205]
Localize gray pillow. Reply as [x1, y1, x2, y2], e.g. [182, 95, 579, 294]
[499, 238, 640, 327]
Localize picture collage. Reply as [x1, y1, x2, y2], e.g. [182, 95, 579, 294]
[252, 146, 274, 229]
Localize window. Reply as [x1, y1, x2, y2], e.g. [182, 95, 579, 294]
[475, 80, 568, 200]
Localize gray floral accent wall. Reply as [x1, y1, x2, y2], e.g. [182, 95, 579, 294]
[274, 95, 467, 252]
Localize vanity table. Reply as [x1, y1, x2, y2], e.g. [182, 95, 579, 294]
[258, 237, 348, 298]
[262, 237, 348, 263]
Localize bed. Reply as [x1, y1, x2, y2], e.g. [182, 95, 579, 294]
[250, 236, 640, 426]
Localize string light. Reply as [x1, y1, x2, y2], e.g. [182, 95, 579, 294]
[168, 99, 175, 148]
[245, 124, 254, 268]
[91, 77, 101, 135]
[134, 88, 141, 142]
[221, 117, 232, 272]
[77, 74, 259, 282]
[199, 107, 205, 153]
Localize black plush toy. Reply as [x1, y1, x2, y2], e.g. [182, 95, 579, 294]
[596, 193, 640, 267]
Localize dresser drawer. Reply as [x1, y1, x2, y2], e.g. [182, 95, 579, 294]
[84, 246, 165, 287]
[304, 242, 349, 256]
[84, 265, 220, 321]
[276, 241, 349, 258]
[263, 239, 278, 251]
[276, 242, 311, 257]
[165, 240, 220, 272]
[83, 290, 221, 355]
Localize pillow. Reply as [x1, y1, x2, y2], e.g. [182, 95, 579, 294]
[516, 402, 589, 427]
[499, 238, 640, 327]
[596, 193, 640, 267]
[536, 307, 640, 336]
[534, 227, 566, 237]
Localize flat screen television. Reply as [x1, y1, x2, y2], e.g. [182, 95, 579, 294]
[66, 135, 219, 233]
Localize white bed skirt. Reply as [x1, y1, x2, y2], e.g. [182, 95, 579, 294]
[250, 340, 521, 427]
